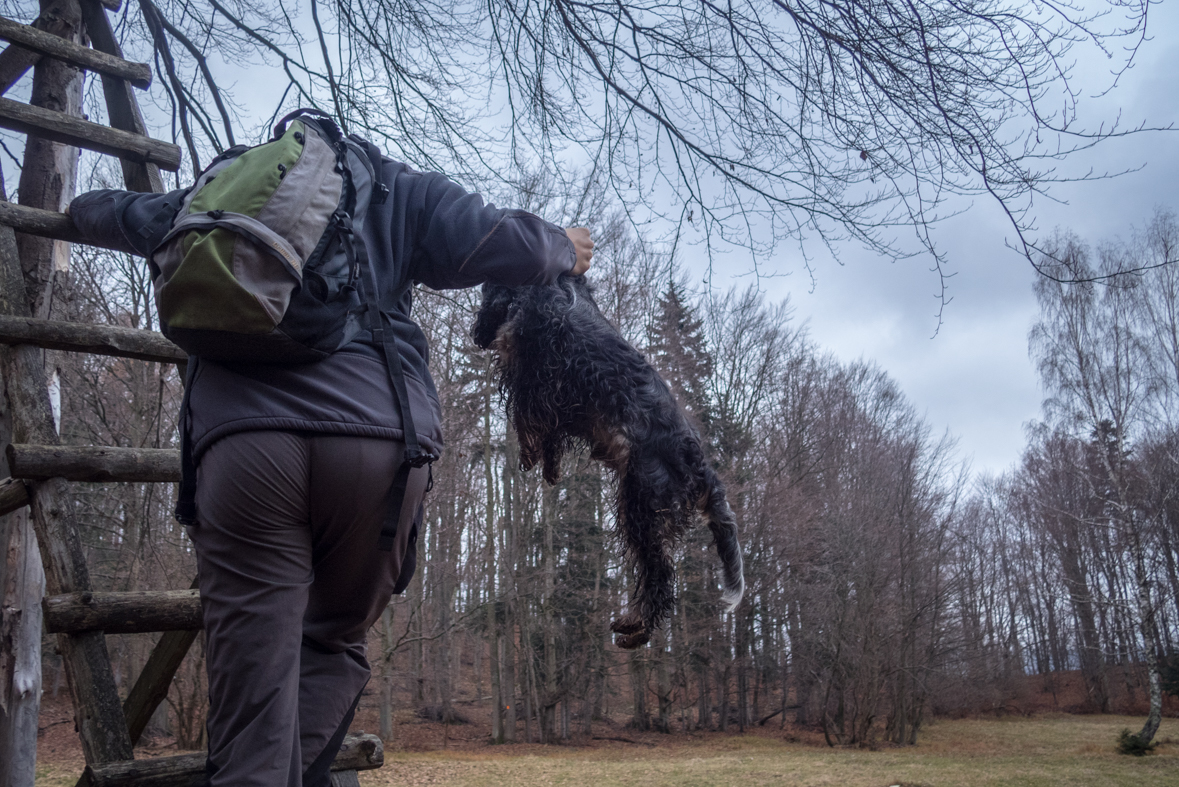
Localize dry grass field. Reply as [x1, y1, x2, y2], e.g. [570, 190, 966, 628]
[36, 714, 1178, 787]
[359, 714, 1179, 787]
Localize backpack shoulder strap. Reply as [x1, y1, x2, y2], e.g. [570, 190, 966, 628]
[344, 140, 434, 550]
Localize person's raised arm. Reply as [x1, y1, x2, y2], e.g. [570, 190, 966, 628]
[69, 189, 186, 257]
[397, 167, 592, 289]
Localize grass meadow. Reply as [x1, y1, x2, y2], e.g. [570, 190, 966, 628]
[35, 714, 1179, 787]
[362, 715, 1179, 787]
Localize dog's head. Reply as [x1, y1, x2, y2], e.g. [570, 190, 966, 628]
[471, 275, 595, 350]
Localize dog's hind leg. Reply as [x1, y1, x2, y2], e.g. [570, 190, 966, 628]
[611, 468, 678, 649]
[702, 467, 745, 611]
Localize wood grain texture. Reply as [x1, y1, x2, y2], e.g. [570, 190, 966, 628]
[44, 589, 202, 634]
[0, 96, 180, 170]
[0, 16, 151, 87]
[7, 444, 180, 482]
[84, 734, 384, 787]
[0, 315, 186, 363]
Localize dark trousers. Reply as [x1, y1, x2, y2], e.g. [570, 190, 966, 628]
[189, 431, 428, 787]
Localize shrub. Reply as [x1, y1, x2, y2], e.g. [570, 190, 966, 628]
[1116, 729, 1157, 756]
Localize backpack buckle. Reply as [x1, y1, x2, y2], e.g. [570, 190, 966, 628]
[405, 448, 433, 469]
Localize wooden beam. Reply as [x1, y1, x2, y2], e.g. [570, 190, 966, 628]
[0, 315, 185, 363]
[0, 200, 90, 245]
[0, 41, 40, 95]
[0, 97, 180, 170]
[0, 17, 150, 88]
[0, 201, 144, 254]
[84, 734, 384, 787]
[0, 476, 30, 516]
[80, 0, 164, 193]
[44, 589, 202, 634]
[122, 629, 198, 746]
[7, 444, 180, 482]
[120, 576, 200, 747]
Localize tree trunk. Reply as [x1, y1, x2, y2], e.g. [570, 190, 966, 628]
[16, 0, 83, 322]
[482, 382, 502, 742]
[654, 634, 672, 733]
[501, 431, 518, 743]
[629, 650, 649, 731]
[378, 606, 394, 742]
[1133, 528, 1163, 744]
[0, 510, 44, 787]
[542, 484, 557, 742]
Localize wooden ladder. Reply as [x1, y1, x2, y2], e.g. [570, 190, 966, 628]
[0, 3, 383, 785]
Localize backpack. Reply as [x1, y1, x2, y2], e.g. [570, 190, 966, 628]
[158, 108, 433, 547]
[151, 108, 371, 362]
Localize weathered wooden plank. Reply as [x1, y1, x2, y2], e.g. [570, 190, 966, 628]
[7, 444, 180, 482]
[0, 476, 30, 516]
[0, 41, 40, 94]
[79, 0, 163, 193]
[0, 96, 180, 170]
[122, 629, 198, 746]
[0, 17, 150, 88]
[44, 589, 202, 634]
[84, 734, 384, 787]
[0, 11, 54, 96]
[329, 772, 361, 787]
[0, 315, 185, 363]
[331, 734, 384, 772]
[0, 200, 92, 245]
[119, 578, 199, 747]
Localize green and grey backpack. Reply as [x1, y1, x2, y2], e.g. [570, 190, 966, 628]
[151, 108, 375, 363]
[160, 109, 433, 541]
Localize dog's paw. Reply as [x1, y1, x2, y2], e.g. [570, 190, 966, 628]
[614, 629, 651, 649]
[610, 612, 644, 636]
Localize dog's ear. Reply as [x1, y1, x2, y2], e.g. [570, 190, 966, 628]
[471, 284, 515, 349]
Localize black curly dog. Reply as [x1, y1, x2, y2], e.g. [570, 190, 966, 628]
[472, 274, 744, 648]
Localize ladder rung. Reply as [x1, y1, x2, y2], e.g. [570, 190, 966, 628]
[0, 200, 143, 253]
[84, 734, 384, 787]
[0, 96, 181, 170]
[0, 314, 186, 363]
[0, 476, 29, 516]
[7, 444, 180, 482]
[0, 200, 87, 243]
[44, 589, 202, 634]
[0, 17, 151, 88]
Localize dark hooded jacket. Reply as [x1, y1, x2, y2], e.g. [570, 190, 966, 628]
[70, 158, 575, 461]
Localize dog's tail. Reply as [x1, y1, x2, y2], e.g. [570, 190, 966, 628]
[702, 467, 745, 613]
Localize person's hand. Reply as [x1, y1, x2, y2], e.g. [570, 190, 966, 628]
[566, 227, 594, 275]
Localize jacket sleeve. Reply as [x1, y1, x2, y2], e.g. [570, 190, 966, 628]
[402, 170, 576, 290]
[69, 189, 186, 257]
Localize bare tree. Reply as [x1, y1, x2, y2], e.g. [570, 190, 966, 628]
[5, 0, 1161, 283]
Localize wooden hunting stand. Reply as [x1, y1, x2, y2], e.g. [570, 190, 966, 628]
[0, 2, 383, 784]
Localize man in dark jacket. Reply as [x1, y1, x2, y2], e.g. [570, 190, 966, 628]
[69, 156, 592, 787]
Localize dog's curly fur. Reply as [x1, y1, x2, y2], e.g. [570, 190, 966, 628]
[472, 274, 745, 649]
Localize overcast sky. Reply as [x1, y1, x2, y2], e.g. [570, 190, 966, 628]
[682, 2, 1179, 480]
[4, 2, 1171, 480]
